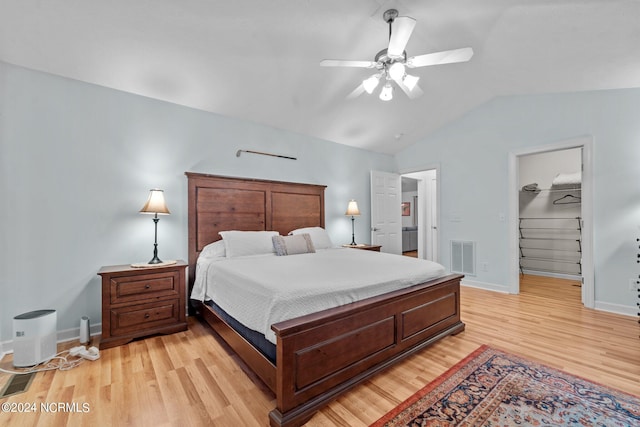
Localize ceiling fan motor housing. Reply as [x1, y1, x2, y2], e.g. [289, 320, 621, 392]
[383, 9, 399, 24]
[375, 49, 406, 68]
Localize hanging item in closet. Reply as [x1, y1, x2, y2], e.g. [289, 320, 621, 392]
[553, 194, 581, 205]
[521, 183, 541, 193]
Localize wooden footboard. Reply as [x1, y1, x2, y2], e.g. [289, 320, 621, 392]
[186, 173, 465, 427]
[269, 273, 464, 427]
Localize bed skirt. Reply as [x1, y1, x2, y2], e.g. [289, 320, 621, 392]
[200, 299, 277, 363]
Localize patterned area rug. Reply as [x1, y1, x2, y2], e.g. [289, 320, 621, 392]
[371, 345, 640, 426]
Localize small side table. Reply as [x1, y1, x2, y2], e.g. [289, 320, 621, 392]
[98, 260, 188, 349]
[342, 244, 382, 252]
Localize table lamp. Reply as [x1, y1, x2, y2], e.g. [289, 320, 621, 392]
[140, 189, 170, 264]
[345, 199, 361, 245]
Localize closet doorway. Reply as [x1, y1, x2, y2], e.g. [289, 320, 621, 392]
[508, 137, 594, 308]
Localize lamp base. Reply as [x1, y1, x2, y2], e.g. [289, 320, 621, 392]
[350, 216, 357, 246]
[148, 241, 162, 264]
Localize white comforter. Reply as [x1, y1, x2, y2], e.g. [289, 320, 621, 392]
[191, 248, 446, 344]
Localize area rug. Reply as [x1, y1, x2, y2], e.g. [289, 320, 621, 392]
[371, 345, 640, 426]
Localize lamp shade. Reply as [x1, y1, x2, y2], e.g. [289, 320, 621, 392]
[345, 199, 360, 216]
[388, 62, 405, 81]
[379, 83, 393, 101]
[363, 74, 381, 94]
[140, 189, 170, 215]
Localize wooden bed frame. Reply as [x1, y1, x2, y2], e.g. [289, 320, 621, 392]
[186, 172, 464, 427]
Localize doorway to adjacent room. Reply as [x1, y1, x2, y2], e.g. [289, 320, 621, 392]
[370, 167, 439, 263]
[508, 137, 594, 308]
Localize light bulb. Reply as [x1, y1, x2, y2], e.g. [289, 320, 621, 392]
[363, 74, 380, 94]
[403, 74, 420, 91]
[388, 62, 405, 81]
[379, 83, 393, 101]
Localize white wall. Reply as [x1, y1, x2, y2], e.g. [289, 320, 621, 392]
[0, 61, 395, 343]
[396, 89, 640, 314]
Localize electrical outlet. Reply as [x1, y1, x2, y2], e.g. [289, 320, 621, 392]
[480, 262, 489, 272]
[629, 279, 639, 291]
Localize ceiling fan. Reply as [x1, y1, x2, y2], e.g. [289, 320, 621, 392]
[320, 9, 474, 101]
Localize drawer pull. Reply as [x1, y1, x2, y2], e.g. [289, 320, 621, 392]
[145, 284, 151, 289]
[144, 313, 150, 319]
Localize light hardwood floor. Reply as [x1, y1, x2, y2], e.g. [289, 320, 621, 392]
[1, 275, 639, 426]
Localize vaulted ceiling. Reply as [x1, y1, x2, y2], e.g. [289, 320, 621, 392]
[2, 0, 639, 154]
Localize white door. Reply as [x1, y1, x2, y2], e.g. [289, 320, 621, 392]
[370, 171, 402, 254]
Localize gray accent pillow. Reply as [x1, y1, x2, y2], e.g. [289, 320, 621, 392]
[272, 234, 316, 256]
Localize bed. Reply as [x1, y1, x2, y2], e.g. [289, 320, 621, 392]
[186, 172, 464, 427]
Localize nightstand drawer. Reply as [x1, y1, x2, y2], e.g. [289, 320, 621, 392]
[110, 300, 180, 336]
[110, 271, 180, 304]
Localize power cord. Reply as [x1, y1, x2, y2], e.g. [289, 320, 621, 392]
[0, 346, 99, 375]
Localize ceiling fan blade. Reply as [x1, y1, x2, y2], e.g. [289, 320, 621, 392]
[393, 76, 423, 100]
[346, 83, 366, 100]
[408, 83, 423, 99]
[407, 47, 474, 68]
[387, 16, 416, 57]
[320, 59, 377, 68]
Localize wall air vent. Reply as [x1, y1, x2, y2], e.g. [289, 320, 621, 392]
[451, 240, 476, 275]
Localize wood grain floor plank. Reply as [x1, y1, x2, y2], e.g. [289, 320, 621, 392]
[1, 275, 638, 426]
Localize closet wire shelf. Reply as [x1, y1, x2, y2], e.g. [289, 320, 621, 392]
[519, 217, 582, 276]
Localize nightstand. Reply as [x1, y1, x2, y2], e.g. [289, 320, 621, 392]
[342, 244, 382, 252]
[98, 260, 188, 349]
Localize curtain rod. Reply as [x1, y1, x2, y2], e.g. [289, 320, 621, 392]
[236, 149, 297, 160]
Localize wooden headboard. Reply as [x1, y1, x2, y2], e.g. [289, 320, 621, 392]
[186, 172, 326, 291]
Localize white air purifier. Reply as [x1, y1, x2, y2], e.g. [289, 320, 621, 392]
[13, 309, 57, 367]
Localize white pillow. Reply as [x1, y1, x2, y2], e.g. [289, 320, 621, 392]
[289, 227, 334, 249]
[199, 240, 226, 259]
[272, 234, 316, 256]
[219, 230, 279, 258]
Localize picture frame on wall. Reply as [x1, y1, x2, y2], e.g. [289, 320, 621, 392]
[401, 202, 410, 216]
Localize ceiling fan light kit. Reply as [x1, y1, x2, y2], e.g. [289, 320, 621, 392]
[363, 74, 381, 94]
[379, 83, 394, 101]
[320, 9, 473, 101]
[388, 62, 405, 80]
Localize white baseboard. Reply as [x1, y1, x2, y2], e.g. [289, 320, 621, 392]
[521, 269, 581, 281]
[461, 278, 510, 293]
[594, 301, 637, 318]
[56, 323, 102, 344]
[1, 323, 102, 355]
